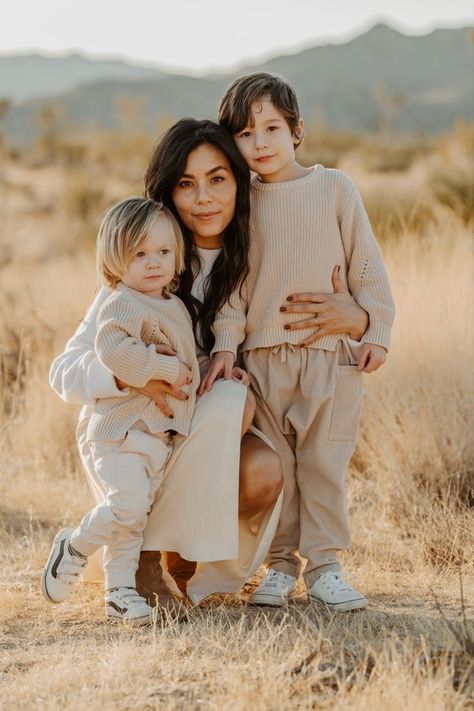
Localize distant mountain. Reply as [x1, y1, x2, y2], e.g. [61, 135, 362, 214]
[2, 25, 473, 145]
[0, 52, 167, 103]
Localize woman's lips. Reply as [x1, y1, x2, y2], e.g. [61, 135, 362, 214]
[255, 155, 274, 162]
[193, 212, 220, 221]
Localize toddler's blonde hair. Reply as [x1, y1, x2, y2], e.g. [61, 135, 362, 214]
[96, 197, 185, 291]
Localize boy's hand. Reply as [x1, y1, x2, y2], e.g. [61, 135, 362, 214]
[174, 360, 193, 388]
[231, 367, 250, 385]
[357, 343, 387, 373]
[198, 351, 235, 394]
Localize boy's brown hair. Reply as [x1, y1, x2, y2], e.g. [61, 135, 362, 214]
[218, 72, 303, 147]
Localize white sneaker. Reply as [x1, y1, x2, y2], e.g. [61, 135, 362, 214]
[308, 572, 368, 612]
[41, 528, 87, 603]
[105, 587, 153, 625]
[249, 569, 296, 606]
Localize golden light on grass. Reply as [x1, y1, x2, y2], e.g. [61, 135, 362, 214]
[1, 126, 473, 709]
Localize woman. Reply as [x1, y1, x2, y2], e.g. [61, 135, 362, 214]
[50, 119, 369, 606]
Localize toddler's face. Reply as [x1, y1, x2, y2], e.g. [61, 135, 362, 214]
[121, 216, 177, 297]
[233, 98, 302, 183]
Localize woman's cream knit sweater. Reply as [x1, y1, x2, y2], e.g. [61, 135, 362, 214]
[212, 166, 395, 356]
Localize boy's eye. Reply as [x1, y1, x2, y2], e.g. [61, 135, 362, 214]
[267, 126, 278, 132]
[159, 249, 170, 256]
[136, 251, 145, 258]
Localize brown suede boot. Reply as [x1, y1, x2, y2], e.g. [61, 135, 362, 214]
[136, 551, 185, 617]
[167, 552, 197, 596]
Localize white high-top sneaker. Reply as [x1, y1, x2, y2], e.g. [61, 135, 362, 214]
[308, 572, 368, 612]
[41, 528, 87, 603]
[249, 569, 296, 606]
[105, 588, 153, 625]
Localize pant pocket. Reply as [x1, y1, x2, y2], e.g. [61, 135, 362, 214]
[328, 365, 364, 442]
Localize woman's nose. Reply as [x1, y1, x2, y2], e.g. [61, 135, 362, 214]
[195, 183, 212, 203]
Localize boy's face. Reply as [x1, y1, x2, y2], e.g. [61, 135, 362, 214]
[121, 216, 177, 298]
[233, 98, 303, 182]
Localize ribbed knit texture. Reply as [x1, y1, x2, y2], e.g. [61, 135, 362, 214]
[212, 166, 395, 356]
[87, 283, 199, 441]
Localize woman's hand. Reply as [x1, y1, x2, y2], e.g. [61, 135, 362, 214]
[231, 367, 250, 385]
[198, 351, 235, 394]
[115, 345, 187, 418]
[281, 266, 369, 347]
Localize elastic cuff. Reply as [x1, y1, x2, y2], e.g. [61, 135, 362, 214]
[105, 573, 137, 590]
[154, 355, 180, 384]
[69, 532, 97, 558]
[362, 320, 392, 351]
[210, 336, 239, 359]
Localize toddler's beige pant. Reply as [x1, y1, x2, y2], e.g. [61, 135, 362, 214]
[71, 428, 172, 590]
[244, 342, 363, 586]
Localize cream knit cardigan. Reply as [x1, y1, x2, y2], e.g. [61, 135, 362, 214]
[87, 283, 199, 441]
[212, 166, 395, 356]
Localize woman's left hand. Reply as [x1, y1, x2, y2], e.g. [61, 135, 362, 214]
[281, 265, 369, 347]
[231, 367, 250, 385]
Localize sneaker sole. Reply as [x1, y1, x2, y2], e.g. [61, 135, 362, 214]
[106, 608, 152, 626]
[309, 594, 368, 612]
[40, 528, 73, 604]
[248, 592, 295, 607]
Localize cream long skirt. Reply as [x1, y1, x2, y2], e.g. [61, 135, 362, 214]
[77, 379, 283, 603]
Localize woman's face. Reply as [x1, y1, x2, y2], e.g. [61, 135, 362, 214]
[171, 143, 237, 249]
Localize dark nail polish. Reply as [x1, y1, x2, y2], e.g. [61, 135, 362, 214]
[169, 414, 174, 419]
[287, 296, 293, 302]
[280, 306, 286, 312]
[284, 325, 290, 330]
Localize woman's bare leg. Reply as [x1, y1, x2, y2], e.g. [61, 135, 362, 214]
[239, 433, 283, 518]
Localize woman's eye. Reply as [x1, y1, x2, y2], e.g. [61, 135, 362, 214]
[211, 175, 224, 184]
[178, 180, 193, 188]
[239, 131, 251, 138]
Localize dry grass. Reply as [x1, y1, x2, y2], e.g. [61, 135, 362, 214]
[0, 128, 473, 709]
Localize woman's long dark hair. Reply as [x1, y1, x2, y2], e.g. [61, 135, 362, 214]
[144, 119, 250, 354]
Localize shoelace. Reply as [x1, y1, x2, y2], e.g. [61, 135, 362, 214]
[319, 572, 354, 592]
[264, 570, 292, 587]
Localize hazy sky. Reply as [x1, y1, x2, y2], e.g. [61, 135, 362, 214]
[2, 0, 472, 72]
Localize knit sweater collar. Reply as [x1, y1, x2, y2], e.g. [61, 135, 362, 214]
[115, 282, 180, 309]
[250, 164, 321, 192]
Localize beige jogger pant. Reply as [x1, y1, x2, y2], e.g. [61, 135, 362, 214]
[71, 428, 173, 590]
[244, 341, 364, 586]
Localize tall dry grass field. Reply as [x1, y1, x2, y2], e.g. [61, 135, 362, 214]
[0, 126, 473, 710]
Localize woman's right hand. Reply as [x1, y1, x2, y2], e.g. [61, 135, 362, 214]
[115, 344, 188, 418]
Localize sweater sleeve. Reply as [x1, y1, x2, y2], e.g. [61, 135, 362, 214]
[340, 178, 395, 350]
[49, 287, 129, 405]
[210, 286, 247, 358]
[95, 296, 180, 386]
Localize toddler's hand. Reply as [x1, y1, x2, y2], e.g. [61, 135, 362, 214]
[231, 367, 250, 385]
[198, 351, 235, 394]
[357, 343, 387, 373]
[174, 360, 193, 388]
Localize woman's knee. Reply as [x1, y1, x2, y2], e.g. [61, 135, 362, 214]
[239, 441, 283, 515]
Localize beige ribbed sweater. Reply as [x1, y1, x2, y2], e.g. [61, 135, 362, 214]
[212, 166, 395, 356]
[87, 283, 199, 441]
